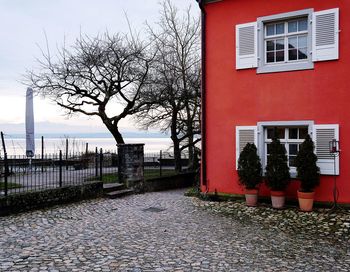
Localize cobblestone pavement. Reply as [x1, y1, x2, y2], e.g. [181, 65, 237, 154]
[1, 189, 350, 272]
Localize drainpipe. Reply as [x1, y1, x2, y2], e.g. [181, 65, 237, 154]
[196, 0, 208, 191]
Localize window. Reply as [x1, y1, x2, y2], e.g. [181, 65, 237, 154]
[257, 9, 314, 73]
[256, 120, 314, 177]
[265, 127, 308, 170]
[265, 18, 308, 64]
[236, 122, 340, 175]
[236, 8, 339, 70]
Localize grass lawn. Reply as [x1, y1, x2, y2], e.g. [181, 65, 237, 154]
[0, 181, 22, 190]
[101, 169, 176, 184]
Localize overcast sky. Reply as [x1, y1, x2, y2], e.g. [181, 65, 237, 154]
[0, 0, 199, 134]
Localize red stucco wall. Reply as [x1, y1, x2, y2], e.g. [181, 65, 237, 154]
[203, 0, 350, 203]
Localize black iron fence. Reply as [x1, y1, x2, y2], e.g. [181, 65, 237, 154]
[0, 150, 106, 196]
[0, 149, 188, 197]
[143, 151, 189, 178]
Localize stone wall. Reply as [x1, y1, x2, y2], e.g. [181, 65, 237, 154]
[144, 172, 195, 192]
[0, 181, 103, 216]
[118, 144, 144, 190]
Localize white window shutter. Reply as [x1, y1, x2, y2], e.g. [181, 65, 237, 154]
[236, 22, 258, 69]
[312, 124, 339, 175]
[236, 126, 258, 169]
[312, 8, 339, 62]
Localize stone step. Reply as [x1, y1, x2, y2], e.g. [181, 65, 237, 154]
[105, 189, 134, 199]
[103, 183, 125, 193]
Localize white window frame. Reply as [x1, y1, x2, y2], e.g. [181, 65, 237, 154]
[257, 9, 314, 74]
[257, 121, 314, 177]
[264, 20, 309, 64]
[264, 127, 308, 173]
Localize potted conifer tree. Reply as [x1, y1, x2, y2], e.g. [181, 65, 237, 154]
[295, 134, 320, 212]
[237, 143, 263, 206]
[265, 136, 291, 209]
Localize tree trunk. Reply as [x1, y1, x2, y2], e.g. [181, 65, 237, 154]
[184, 101, 195, 170]
[105, 122, 125, 144]
[173, 139, 182, 173]
[187, 134, 194, 170]
[110, 127, 125, 144]
[170, 109, 182, 172]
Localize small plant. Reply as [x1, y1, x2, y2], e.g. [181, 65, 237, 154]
[265, 135, 290, 191]
[185, 187, 200, 197]
[295, 134, 320, 192]
[237, 143, 263, 189]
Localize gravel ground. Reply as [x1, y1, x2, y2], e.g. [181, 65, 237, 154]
[0, 189, 349, 271]
[192, 197, 350, 242]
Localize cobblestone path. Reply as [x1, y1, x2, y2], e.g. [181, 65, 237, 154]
[1, 189, 349, 271]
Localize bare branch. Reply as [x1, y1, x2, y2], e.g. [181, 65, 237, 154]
[25, 31, 153, 144]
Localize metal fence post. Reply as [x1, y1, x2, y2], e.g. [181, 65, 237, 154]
[41, 136, 44, 173]
[65, 139, 69, 170]
[99, 148, 103, 181]
[59, 150, 63, 187]
[95, 147, 98, 178]
[160, 150, 162, 177]
[1, 131, 8, 196]
[4, 152, 8, 196]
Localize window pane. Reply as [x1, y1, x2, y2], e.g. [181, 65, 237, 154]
[267, 144, 271, 154]
[298, 19, 308, 31]
[267, 52, 275, 63]
[266, 24, 275, 36]
[276, 39, 284, 50]
[289, 156, 296, 167]
[288, 21, 297, 33]
[299, 128, 308, 139]
[267, 128, 274, 139]
[277, 128, 285, 139]
[276, 51, 284, 62]
[288, 37, 297, 49]
[289, 128, 298, 139]
[276, 23, 284, 35]
[298, 36, 307, 48]
[289, 49, 298, 61]
[289, 144, 298, 155]
[266, 127, 284, 139]
[266, 40, 275, 51]
[298, 48, 307, 59]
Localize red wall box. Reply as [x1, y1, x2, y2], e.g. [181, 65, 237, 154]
[201, 0, 350, 203]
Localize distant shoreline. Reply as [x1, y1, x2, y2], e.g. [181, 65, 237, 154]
[4, 132, 170, 139]
[1, 137, 173, 155]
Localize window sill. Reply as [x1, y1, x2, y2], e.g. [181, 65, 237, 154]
[257, 61, 314, 74]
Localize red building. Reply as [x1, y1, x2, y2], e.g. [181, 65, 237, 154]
[198, 0, 349, 203]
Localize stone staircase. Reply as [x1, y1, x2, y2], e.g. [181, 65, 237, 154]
[103, 183, 134, 199]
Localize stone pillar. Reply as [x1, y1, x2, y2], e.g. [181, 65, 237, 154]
[117, 144, 144, 192]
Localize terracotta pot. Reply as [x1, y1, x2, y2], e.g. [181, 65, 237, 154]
[298, 191, 315, 212]
[244, 188, 258, 207]
[270, 190, 285, 209]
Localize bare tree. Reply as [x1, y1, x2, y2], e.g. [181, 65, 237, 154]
[26, 32, 153, 144]
[135, 0, 201, 172]
[178, 62, 201, 170]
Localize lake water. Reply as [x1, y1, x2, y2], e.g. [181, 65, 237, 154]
[1, 137, 173, 156]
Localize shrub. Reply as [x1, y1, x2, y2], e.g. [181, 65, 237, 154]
[265, 135, 290, 191]
[295, 134, 320, 192]
[185, 187, 200, 197]
[237, 143, 263, 190]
